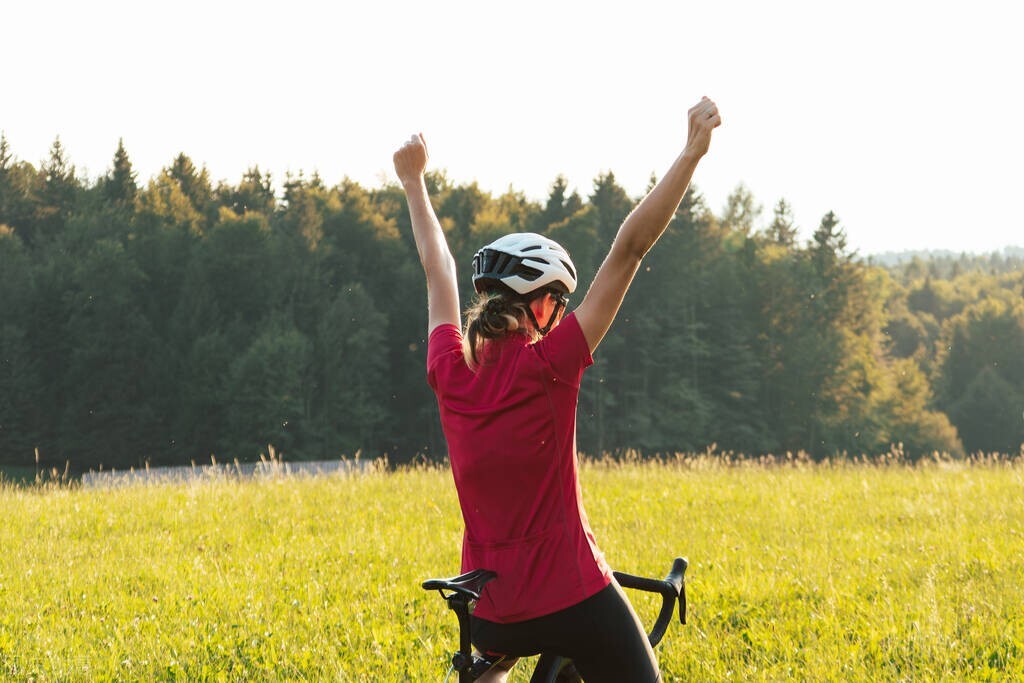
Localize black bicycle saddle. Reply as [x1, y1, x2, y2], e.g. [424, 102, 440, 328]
[422, 568, 498, 601]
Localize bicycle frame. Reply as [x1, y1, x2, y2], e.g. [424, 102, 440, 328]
[423, 557, 687, 682]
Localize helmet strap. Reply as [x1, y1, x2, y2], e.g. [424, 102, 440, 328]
[525, 291, 566, 337]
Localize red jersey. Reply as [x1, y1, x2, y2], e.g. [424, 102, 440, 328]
[427, 312, 613, 623]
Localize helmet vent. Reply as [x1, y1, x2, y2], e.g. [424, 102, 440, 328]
[515, 264, 542, 281]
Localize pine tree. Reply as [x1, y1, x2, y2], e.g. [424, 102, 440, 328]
[221, 166, 276, 216]
[542, 175, 571, 228]
[767, 198, 797, 246]
[32, 137, 78, 243]
[103, 138, 137, 206]
[588, 171, 633, 248]
[721, 183, 762, 235]
[811, 210, 849, 270]
[166, 153, 214, 228]
[0, 133, 10, 171]
[0, 132, 13, 229]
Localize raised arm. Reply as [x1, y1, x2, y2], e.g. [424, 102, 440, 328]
[575, 97, 721, 352]
[393, 134, 461, 334]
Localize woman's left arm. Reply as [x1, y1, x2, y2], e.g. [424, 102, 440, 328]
[394, 134, 460, 333]
[575, 97, 721, 353]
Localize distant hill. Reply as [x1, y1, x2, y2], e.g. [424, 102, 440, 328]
[864, 246, 1024, 267]
[862, 246, 1024, 278]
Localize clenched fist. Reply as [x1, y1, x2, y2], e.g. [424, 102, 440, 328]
[684, 97, 721, 159]
[394, 133, 429, 187]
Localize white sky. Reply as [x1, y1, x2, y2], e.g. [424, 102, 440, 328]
[3, 0, 1021, 255]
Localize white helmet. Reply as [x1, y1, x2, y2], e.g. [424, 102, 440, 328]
[472, 233, 577, 296]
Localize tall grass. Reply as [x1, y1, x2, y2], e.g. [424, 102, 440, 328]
[1, 457, 1022, 680]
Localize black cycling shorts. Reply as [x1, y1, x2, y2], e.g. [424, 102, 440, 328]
[471, 580, 661, 683]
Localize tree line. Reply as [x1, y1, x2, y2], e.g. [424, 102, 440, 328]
[1, 135, 1021, 471]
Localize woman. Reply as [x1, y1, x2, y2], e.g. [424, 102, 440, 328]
[394, 97, 720, 682]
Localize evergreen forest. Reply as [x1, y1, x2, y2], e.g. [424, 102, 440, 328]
[1, 135, 1022, 472]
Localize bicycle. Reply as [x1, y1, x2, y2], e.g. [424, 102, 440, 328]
[422, 557, 687, 682]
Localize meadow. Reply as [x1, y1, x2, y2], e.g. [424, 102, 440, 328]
[1, 455, 1022, 681]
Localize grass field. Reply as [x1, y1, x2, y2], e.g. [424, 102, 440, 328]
[1, 455, 1022, 681]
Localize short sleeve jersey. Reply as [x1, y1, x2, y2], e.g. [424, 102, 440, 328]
[427, 312, 613, 623]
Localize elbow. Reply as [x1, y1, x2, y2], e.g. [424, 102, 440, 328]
[424, 249, 457, 285]
[612, 233, 649, 264]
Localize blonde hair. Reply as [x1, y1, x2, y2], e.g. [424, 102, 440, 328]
[462, 292, 540, 368]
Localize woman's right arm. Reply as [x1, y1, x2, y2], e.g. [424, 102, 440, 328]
[574, 97, 721, 353]
[394, 134, 461, 334]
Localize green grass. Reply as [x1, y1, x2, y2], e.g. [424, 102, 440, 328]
[1, 457, 1022, 681]
[0, 465, 41, 485]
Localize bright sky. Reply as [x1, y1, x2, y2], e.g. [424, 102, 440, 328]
[4, 0, 1021, 255]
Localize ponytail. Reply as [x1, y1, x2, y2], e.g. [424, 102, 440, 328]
[462, 291, 539, 368]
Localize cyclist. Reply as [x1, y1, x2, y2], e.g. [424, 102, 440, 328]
[394, 97, 720, 682]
